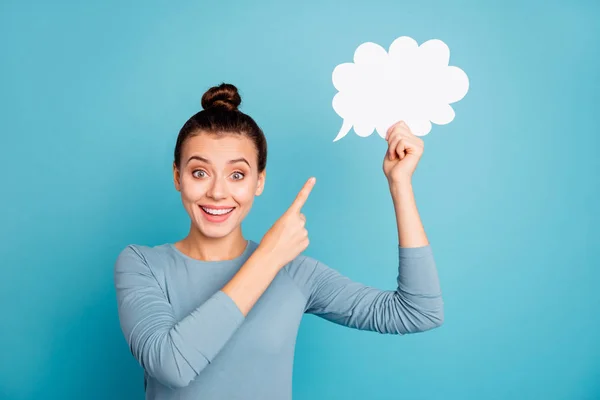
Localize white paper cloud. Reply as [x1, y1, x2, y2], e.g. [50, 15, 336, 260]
[331, 36, 469, 141]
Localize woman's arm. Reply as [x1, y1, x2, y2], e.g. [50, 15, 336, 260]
[303, 183, 442, 333]
[390, 181, 428, 247]
[114, 245, 279, 389]
[288, 243, 443, 334]
[382, 120, 429, 249]
[285, 120, 443, 333]
[290, 179, 443, 332]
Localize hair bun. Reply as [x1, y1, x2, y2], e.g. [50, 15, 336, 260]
[201, 83, 241, 111]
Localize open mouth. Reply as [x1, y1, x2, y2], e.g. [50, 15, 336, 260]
[200, 206, 235, 215]
[199, 205, 236, 222]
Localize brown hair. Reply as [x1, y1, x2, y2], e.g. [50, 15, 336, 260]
[173, 83, 267, 173]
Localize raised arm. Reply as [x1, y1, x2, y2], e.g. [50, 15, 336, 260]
[288, 120, 444, 333]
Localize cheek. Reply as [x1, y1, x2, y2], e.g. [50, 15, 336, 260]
[230, 182, 256, 204]
[180, 177, 206, 200]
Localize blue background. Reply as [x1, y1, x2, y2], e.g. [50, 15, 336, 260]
[1, 1, 599, 399]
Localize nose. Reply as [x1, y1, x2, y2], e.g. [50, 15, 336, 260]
[206, 176, 228, 200]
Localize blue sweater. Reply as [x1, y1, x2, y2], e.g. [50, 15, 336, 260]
[114, 239, 443, 399]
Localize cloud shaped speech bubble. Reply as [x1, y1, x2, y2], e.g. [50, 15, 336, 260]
[331, 36, 469, 141]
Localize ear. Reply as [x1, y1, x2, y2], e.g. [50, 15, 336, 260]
[255, 170, 266, 196]
[173, 162, 181, 192]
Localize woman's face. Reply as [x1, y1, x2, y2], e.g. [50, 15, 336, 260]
[173, 133, 265, 239]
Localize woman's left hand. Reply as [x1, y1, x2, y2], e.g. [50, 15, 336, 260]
[382, 121, 425, 185]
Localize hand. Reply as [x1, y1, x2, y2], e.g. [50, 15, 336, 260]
[382, 121, 425, 185]
[257, 177, 316, 269]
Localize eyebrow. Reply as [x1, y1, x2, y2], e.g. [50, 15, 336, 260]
[186, 155, 251, 168]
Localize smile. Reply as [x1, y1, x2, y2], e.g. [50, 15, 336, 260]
[200, 206, 235, 215]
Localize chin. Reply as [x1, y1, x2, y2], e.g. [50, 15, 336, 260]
[195, 217, 239, 239]
[195, 223, 232, 239]
[200, 232, 228, 239]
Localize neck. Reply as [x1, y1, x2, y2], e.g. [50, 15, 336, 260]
[176, 225, 247, 261]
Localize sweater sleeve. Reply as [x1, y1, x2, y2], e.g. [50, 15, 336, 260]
[288, 244, 444, 334]
[114, 245, 245, 389]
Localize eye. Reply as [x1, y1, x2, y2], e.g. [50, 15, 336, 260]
[192, 169, 206, 179]
[232, 171, 245, 180]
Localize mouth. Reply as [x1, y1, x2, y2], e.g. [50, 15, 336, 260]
[199, 205, 236, 223]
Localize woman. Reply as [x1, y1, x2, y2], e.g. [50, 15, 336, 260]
[114, 83, 444, 399]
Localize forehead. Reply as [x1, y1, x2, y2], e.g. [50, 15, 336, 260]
[182, 133, 256, 166]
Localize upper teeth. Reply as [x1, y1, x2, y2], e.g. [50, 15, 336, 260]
[202, 207, 234, 215]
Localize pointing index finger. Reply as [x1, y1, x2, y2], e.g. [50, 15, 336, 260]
[288, 177, 316, 214]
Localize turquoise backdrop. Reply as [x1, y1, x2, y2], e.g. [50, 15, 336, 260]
[1, 1, 599, 399]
